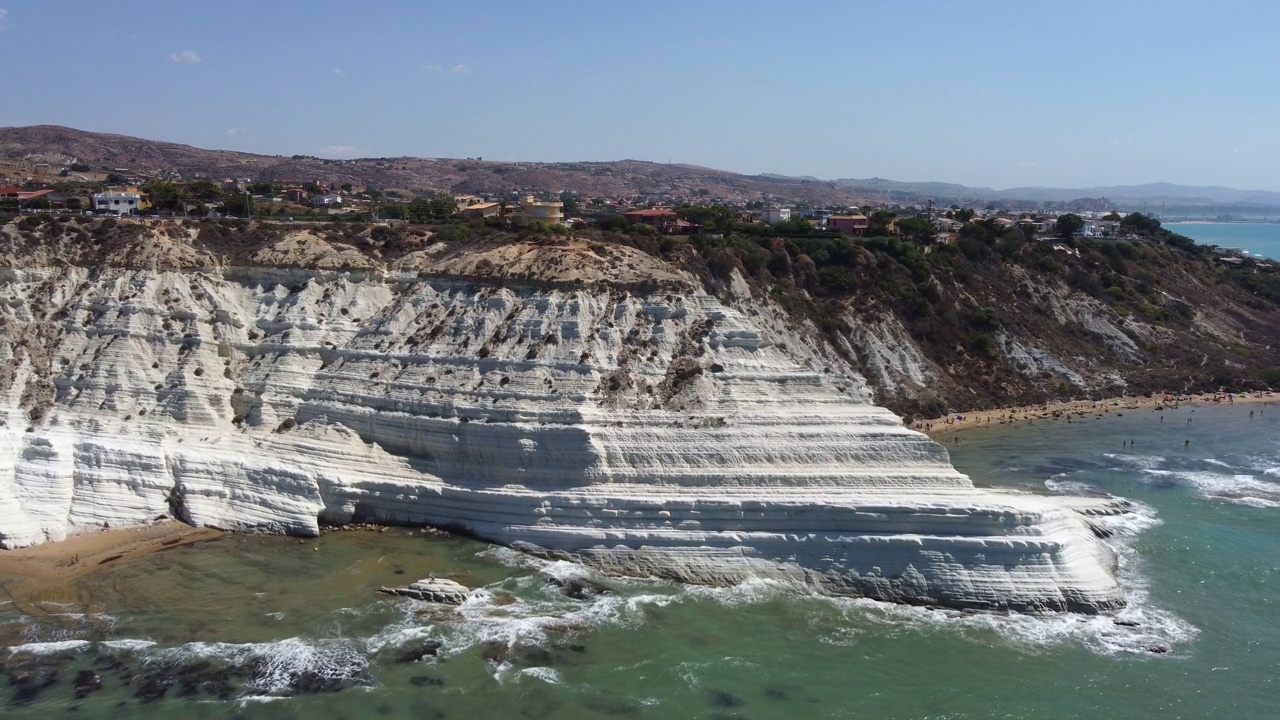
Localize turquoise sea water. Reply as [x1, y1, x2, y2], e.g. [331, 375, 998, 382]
[2, 401, 1280, 718]
[1164, 222, 1280, 260]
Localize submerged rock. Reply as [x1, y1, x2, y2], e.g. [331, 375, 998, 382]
[395, 640, 443, 664]
[546, 575, 612, 600]
[72, 669, 102, 699]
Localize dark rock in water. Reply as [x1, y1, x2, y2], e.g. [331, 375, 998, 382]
[481, 642, 510, 665]
[7, 660, 60, 706]
[134, 674, 172, 703]
[567, 643, 587, 654]
[409, 674, 445, 687]
[11, 684, 46, 706]
[380, 577, 472, 605]
[546, 575, 612, 600]
[583, 693, 644, 715]
[1147, 645, 1171, 654]
[396, 640, 443, 664]
[289, 670, 346, 694]
[710, 689, 744, 708]
[1113, 619, 1141, 627]
[73, 670, 102, 699]
[414, 706, 447, 720]
[514, 646, 555, 668]
[764, 686, 791, 701]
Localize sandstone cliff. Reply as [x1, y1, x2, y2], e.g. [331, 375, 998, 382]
[0, 218, 1126, 613]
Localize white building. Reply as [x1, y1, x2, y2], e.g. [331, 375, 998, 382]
[761, 207, 791, 224]
[1081, 219, 1120, 238]
[515, 195, 563, 225]
[92, 191, 141, 215]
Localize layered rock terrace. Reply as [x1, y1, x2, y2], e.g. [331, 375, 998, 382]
[0, 225, 1126, 612]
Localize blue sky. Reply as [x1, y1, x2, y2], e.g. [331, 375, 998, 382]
[1, 1, 1277, 189]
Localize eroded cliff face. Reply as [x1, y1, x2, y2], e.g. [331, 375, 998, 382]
[0, 226, 1126, 612]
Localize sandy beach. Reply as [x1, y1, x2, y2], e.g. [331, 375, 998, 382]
[919, 390, 1278, 438]
[0, 520, 222, 607]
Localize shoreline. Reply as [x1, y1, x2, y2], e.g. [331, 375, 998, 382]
[0, 520, 222, 605]
[918, 391, 1277, 438]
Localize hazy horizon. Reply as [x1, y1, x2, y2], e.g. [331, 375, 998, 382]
[2, 1, 1278, 191]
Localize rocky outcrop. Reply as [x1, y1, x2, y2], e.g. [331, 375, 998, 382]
[380, 577, 472, 604]
[0, 231, 1127, 613]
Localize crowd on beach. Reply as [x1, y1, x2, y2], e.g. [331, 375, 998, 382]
[917, 390, 1276, 436]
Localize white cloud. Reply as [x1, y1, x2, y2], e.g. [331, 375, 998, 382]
[226, 128, 247, 136]
[318, 145, 359, 158]
[331, 68, 344, 78]
[0, 9, 10, 32]
[166, 50, 202, 65]
[425, 63, 471, 75]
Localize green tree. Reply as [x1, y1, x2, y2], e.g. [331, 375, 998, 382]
[896, 216, 936, 244]
[675, 204, 735, 233]
[1120, 212, 1162, 235]
[248, 181, 279, 196]
[559, 191, 581, 216]
[224, 192, 253, 217]
[959, 221, 992, 244]
[186, 180, 223, 202]
[776, 215, 813, 235]
[868, 210, 897, 236]
[405, 195, 456, 223]
[1055, 213, 1085, 239]
[143, 182, 188, 212]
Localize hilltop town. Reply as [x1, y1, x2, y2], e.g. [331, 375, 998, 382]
[1, 125, 1217, 260]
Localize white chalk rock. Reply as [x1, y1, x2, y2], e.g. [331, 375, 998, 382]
[381, 577, 472, 605]
[0, 260, 1127, 613]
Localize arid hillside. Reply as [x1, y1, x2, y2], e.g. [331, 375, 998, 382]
[3, 215, 1279, 419]
[0, 125, 871, 205]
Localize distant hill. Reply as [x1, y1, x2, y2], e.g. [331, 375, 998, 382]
[0, 125, 873, 206]
[4, 125, 1276, 210]
[836, 177, 1280, 208]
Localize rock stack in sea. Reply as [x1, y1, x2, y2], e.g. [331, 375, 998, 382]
[0, 230, 1126, 613]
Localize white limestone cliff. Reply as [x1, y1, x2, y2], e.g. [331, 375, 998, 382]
[0, 238, 1126, 613]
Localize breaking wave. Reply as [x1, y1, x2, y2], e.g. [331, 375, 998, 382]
[473, 520, 1186, 658]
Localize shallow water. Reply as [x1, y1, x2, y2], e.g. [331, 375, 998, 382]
[1164, 222, 1280, 260]
[3, 402, 1279, 717]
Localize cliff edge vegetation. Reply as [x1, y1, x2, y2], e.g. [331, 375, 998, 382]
[3, 212, 1278, 420]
